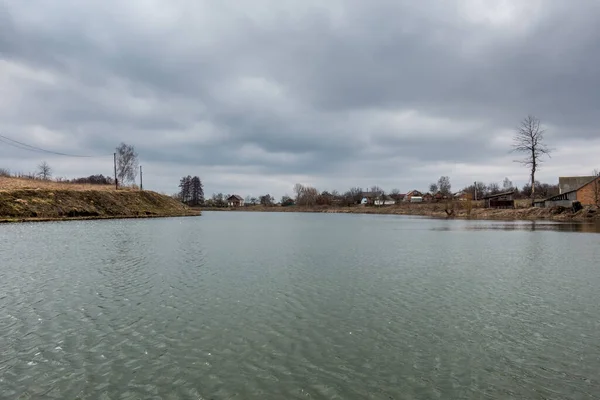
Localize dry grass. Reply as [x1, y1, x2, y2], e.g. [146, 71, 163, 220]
[0, 177, 131, 192]
[0, 188, 199, 222]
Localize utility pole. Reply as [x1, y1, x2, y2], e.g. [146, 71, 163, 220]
[114, 152, 118, 190]
[140, 165, 143, 191]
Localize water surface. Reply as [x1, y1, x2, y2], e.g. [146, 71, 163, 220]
[1, 212, 599, 399]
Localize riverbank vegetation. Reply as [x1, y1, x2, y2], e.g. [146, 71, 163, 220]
[202, 201, 599, 222]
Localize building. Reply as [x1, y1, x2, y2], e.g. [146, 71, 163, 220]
[404, 190, 423, 202]
[360, 191, 377, 205]
[433, 192, 450, 202]
[481, 191, 515, 209]
[537, 176, 600, 208]
[453, 191, 472, 201]
[227, 194, 244, 207]
[422, 193, 433, 202]
[559, 176, 597, 194]
[374, 195, 395, 206]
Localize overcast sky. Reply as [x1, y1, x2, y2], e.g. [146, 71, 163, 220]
[1, 0, 599, 198]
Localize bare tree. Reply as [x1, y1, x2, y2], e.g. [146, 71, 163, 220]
[115, 142, 139, 186]
[429, 183, 438, 194]
[37, 161, 52, 180]
[512, 115, 551, 198]
[293, 183, 305, 202]
[487, 182, 501, 195]
[502, 177, 513, 191]
[259, 194, 273, 206]
[437, 176, 452, 196]
[390, 188, 403, 204]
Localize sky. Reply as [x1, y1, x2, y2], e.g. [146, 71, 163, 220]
[1, 0, 599, 199]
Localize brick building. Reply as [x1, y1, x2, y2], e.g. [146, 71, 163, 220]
[538, 176, 600, 207]
[576, 176, 600, 205]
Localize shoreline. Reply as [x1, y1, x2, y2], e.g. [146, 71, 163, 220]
[199, 204, 600, 223]
[0, 212, 201, 224]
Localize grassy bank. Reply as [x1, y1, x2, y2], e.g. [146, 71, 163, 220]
[0, 178, 200, 223]
[201, 202, 600, 222]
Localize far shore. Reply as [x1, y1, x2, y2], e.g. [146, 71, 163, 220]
[198, 203, 600, 223]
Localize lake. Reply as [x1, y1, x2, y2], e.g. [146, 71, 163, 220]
[1, 212, 599, 399]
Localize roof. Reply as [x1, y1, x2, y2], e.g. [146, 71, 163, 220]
[545, 175, 599, 199]
[559, 176, 597, 194]
[227, 194, 244, 201]
[481, 190, 515, 200]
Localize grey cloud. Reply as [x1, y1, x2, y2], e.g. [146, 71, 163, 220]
[1, 0, 599, 197]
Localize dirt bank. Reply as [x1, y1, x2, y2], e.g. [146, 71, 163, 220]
[0, 189, 200, 223]
[201, 203, 600, 222]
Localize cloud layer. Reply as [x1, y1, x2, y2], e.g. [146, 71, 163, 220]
[1, 0, 599, 198]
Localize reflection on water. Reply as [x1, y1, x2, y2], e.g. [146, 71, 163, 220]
[1, 213, 600, 399]
[461, 220, 600, 233]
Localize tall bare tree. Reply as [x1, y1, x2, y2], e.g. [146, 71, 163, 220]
[115, 142, 139, 185]
[512, 115, 551, 198]
[37, 161, 52, 180]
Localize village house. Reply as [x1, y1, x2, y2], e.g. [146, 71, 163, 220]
[453, 191, 472, 201]
[227, 194, 244, 207]
[481, 191, 515, 209]
[422, 193, 433, 202]
[360, 191, 377, 205]
[374, 195, 396, 206]
[433, 192, 449, 202]
[404, 190, 423, 202]
[536, 175, 600, 208]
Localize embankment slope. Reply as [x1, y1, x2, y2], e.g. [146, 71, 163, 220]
[0, 189, 200, 222]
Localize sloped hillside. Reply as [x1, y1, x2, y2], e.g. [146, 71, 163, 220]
[0, 189, 200, 222]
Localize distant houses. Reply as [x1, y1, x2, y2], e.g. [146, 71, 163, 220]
[221, 174, 599, 210]
[404, 190, 423, 202]
[361, 192, 396, 206]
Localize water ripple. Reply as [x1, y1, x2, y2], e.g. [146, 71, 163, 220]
[1, 215, 600, 398]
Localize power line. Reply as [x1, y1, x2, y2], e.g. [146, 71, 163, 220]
[0, 133, 110, 158]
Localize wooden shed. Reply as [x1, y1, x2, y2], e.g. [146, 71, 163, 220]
[481, 191, 515, 209]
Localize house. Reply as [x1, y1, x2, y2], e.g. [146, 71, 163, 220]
[360, 191, 377, 205]
[404, 190, 423, 202]
[374, 195, 395, 206]
[453, 191, 472, 201]
[481, 191, 515, 209]
[227, 194, 244, 207]
[536, 176, 600, 208]
[433, 192, 449, 202]
[422, 192, 433, 202]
